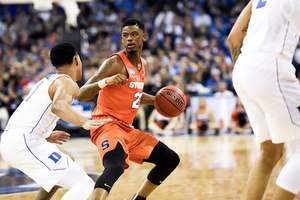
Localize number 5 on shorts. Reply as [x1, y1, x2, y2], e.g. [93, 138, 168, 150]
[101, 140, 110, 151]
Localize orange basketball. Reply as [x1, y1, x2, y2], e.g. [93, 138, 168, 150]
[154, 86, 187, 118]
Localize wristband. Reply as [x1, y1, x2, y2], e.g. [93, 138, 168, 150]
[98, 78, 108, 89]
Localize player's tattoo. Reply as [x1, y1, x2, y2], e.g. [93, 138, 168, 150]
[100, 58, 117, 76]
[140, 92, 154, 105]
[77, 82, 101, 102]
[88, 58, 118, 84]
[85, 85, 101, 94]
[229, 21, 248, 67]
[242, 20, 249, 34]
[78, 58, 119, 102]
[229, 44, 241, 67]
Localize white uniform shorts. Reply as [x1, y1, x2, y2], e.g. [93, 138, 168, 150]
[233, 52, 300, 144]
[0, 131, 76, 192]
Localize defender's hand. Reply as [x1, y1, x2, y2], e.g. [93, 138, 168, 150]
[46, 131, 70, 145]
[82, 118, 112, 130]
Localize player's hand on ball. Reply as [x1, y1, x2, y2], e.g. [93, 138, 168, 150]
[82, 118, 112, 130]
[46, 131, 70, 145]
[107, 74, 128, 85]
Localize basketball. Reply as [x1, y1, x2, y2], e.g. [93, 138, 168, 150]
[154, 86, 187, 118]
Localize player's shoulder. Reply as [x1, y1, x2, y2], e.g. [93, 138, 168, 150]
[53, 75, 77, 88]
[48, 75, 78, 98]
[104, 54, 124, 68]
[110, 54, 123, 63]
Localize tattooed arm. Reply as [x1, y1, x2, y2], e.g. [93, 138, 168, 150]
[140, 92, 155, 105]
[228, 0, 252, 67]
[77, 55, 128, 102]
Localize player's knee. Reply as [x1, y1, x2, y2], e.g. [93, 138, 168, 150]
[77, 177, 94, 198]
[165, 151, 180, 171]
[149, 142, 180, 170]
[147, 152, 179, 185]
[94, 164, 124, 192]
[85, 176, 95, 192]
[261, 149, 283, 167]
[260, 141, 283, 166]
[107, 165, 125, 177]
[64, 175, 94, 199]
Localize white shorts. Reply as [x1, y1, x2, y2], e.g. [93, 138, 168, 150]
[233, 52, 300, 144]
[0, 131, 76, 192]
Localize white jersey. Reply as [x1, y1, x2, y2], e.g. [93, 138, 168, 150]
[241, 0, 299, 61]
[5, 74, 69, 138]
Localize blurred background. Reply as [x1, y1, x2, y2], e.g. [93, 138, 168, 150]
[0, 0, 300, 137]
[2, 1, 300, 199]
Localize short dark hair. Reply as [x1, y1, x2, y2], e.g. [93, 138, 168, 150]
[50, 42, 77, 68]
[121, 18, 145, 32]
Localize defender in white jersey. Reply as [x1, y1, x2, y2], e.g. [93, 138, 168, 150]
[0, 42, 111, 200]
[228, 0, 300, 199]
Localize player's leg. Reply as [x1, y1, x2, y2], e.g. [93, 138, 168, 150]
[246, 140, 284, 200]
[34, 151, 94, 200]
[272, 186, 295, 200]
[56, 163, 94, 200]
[231, 96, 283, 199]
[232, 94, 283, 199]
[36, 186, 60, 200]
[93, 142, 125, 200]
[132, 180, 158, 200]
[233, 56, 288, 199]
[132, 141, 180, 199]
[35, 146, 76, 200]
[273, 139, 300, 200]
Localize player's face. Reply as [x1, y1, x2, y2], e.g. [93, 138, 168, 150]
[121, 25, 146, 53]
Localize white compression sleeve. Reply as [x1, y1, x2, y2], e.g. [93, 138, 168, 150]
[57, 164, 94, 200]
[280, 0, 300, 36]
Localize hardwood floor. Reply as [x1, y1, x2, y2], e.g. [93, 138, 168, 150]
[0, 134, 299, 200]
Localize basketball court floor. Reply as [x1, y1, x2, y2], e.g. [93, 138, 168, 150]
[0, 133, 300, 200]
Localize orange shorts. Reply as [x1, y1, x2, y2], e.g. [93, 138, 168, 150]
[91, 116, 159, 169]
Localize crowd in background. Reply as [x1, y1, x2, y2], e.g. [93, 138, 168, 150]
[0, 0, 299, 134]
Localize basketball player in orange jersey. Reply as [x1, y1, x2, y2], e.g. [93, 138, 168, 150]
[77, 19, 180, 200]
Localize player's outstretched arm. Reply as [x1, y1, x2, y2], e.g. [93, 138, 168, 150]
[227, 0, 252, 66]
[78, 56, 127, 102]
[140, 92, 155, 105]
[50, 76, 111, 129]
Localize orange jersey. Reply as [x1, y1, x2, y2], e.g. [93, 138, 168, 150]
[92, 51, 145, 125]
